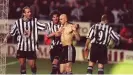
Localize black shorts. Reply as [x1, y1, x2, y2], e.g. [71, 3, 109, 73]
[60, 45, 76, 64]
[16, 50, 37, 59]
[89, 43, 108, 64]
[50, 44, 62, 62]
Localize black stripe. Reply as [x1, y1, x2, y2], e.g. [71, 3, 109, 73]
[37, 24, 45, 28]
[30, 20, 33, 51]
[105, 26, 110, 45]
[112, 30, 119, 43]
[36, 20, 39, 51]
[17, 19, 22, 35]
[26, 22, 28, 51]
[33, 18, 36, 51]
[37, 22, 46, 30]
[49, 22, 52, 34]
[21, 19, 25, 51]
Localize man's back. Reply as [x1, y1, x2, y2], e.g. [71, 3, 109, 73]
[87, 22, 120, 46]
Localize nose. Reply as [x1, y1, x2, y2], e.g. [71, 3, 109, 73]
[29, 12, 31, 15]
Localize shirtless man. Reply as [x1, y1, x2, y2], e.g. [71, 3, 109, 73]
[59, 14, 80, 74]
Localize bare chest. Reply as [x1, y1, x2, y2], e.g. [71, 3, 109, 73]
[63, 26, 73, 34]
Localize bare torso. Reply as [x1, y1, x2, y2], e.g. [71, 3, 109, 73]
[61, 24, 74, 46]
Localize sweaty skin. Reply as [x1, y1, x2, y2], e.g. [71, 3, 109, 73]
[59, 14, 80, 46]
[61, 24, 74, 46]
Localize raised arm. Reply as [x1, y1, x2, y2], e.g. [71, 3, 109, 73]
[72, 24, 80, 41]
[110, 28, 120, 45]
[36, 18, 47, 31]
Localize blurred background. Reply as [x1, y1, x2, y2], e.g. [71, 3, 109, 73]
[0, 0, 133, 74]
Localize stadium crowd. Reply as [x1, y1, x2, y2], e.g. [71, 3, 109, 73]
[9, 0, 133, 23]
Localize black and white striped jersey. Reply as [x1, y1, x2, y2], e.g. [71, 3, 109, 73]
[10, 18, 47, 51]
[87, 22, 120, 46]
[46, 21, 61, 48]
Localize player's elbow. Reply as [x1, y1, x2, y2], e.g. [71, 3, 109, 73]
[76, 37, 80, 41]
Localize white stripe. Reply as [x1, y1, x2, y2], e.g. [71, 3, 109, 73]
[68, 46, 72, 61]
[103, 25, 108, 45]
[0, 61, 18, 67]
[28, 21, 31, 51]
[24, 22, 27, 51]
[19, 19, 24, 51]
[31, 19, 34, 51]
[47, 22, 51, 34]
[112, 30, 119, 40]
[6, 61, 18, 66]
[54, 24, 57, 32]
[51, 22, 54, 34]
[35, 19, 38, 51]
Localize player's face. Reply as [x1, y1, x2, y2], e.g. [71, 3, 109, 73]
[105, 20, 108, 24]
[59, 16, 65, 25]
[23, 8, 32, 19]
[52, 14, 59, 24]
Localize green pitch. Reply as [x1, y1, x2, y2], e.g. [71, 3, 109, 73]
[6, 57, 114, 74]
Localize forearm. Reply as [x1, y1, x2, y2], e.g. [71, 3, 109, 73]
[47, 32, 61, 38]
[73, 30, 80, 41]
[5, 33, 11, 39]
[120, 36, 128, 42]
[47, 32, 55, 38]
[84, 39, 91, 50]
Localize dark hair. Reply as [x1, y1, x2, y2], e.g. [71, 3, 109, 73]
[49, 10, 61, 18]
[101, 14, 108, 21]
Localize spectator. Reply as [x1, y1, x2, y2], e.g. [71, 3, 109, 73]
[103, 6, 114, 23]
[120, 25, 133, 50]
[54, 1, 62, 12]
[82, 0, 91, 22]
[39, 0, 49, 19]
[71, 2, 83, 21]
[16, 1, 25, 18]
[9, 1, 18, 19]
[61, 1, 74, 21]
[111, 7, 121, 24]
[30, 0, 40, 18]
[49, 0, 56, 14]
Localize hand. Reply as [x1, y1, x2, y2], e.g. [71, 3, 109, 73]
[54, 32, 61, 37]
[84, 47, 89, 51]
[58, 27, 64, 33]
[83, 47, 89, 60]
[0, 38, 7, 47]
[3, 38, 7, 43]
[72, 25, 77, 31]
[24, 30, 31, 37]
[128, 38, 133, 44]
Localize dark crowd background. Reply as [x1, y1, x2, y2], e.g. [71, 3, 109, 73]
[9, 0, 133, 24]
[8, 0, 133, 50]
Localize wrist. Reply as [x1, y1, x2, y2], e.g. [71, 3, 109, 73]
[84, 46, 88, 50]
[73, 30, 78, 34]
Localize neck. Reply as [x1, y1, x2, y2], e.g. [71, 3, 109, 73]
[101, 21, 106, 24]
[63, 22, 68, 27]
[23, 17, 29, 22]
[53, 21, 58, 25]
